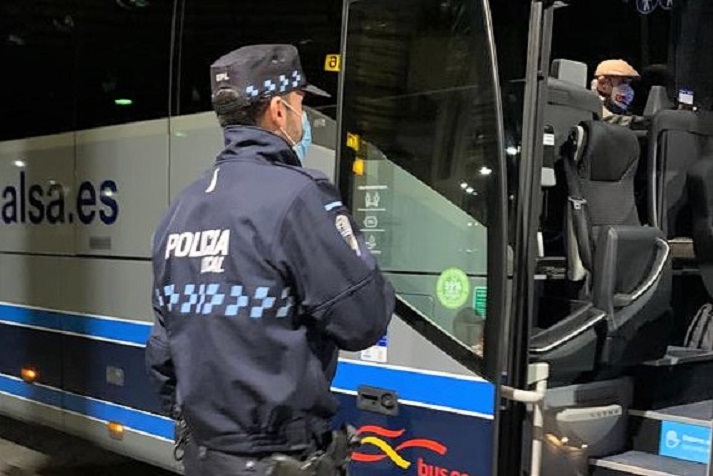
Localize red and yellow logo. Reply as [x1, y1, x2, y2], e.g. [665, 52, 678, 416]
[351, 425, 472, 476]
[352, 425, 447, 469]
[352, 425, 467, 476]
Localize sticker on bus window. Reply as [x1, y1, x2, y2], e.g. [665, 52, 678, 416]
[436, 268, 470, 310]
[473, 286, 487, 318]
[346, 132, 361, 152]
[360, 335, 388, 363]
[324, 54, 341, 72]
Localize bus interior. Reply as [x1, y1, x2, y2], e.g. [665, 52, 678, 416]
[506, 1, 713, 474]
[336, 0, 713, 474]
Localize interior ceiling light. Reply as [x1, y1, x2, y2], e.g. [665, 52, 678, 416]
[7, 34, 25, 46]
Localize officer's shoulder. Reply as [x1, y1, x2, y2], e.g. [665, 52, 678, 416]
[273, 164, 341, 208]
[274, 163, 330, 184]
[273, 164, 338, 199]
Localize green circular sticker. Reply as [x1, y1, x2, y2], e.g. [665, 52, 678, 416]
[436, 268, 470, 309]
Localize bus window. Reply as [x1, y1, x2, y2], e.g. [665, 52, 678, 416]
[75, 0, 173, 130]
[0, 1, 76, 141]
[169, 0, 343, 196]
[339, 0, 507, 367]
[176, 0, 341, 119]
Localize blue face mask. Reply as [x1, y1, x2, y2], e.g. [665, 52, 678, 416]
[293, 112, 312, 163]
[279, 99, 312, 164]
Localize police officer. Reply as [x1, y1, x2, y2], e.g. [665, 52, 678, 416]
[146, 44, 395, 476]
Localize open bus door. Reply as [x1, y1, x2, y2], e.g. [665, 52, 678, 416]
[331, 0, 713, 474]
[332, 1, 512, 475]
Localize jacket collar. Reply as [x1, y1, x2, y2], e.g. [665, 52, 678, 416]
[218, 125, 301, 167]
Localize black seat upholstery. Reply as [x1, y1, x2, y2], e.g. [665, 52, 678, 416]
[532, 121, 672, 383]
[544, 60, 602, 172]
[540, 60, 602, 255]
[564, 121, 642, 281]
[546, 77, 602, 155]
[648, 110, 713, 266]
[574, 121, 641, 229]
[688, 159, 713, 296]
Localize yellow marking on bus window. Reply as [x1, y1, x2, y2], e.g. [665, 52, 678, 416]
[353, 158, 365, 176]
[346, 132, 360, 152]
[324, 54, 341, 72]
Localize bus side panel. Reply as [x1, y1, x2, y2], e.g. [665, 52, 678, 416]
[58, 257, 154, 323]
[57, 256, 163, 417]
[75, 120, 169, 258]
[336, 394, 493, 476]
[169, 113, 223, 201]
[0, 254, 63, 390]
[0, 254, 64, 427]
[0, 251, 176, 470]
[61, 334, 162, 414]
[0, 326, 61, 389]
[62, 409, 177, 471]
[0, 134, 75, 254]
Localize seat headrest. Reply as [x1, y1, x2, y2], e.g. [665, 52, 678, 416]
[577, 121, 640, 182]
[551, 59, 588, 88]
[547, 77, 602, 116]
[644, 86, 673, 117]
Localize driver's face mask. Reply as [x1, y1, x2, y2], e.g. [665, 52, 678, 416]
[605, 82, 635, 115]
[279, 100, 312, 163]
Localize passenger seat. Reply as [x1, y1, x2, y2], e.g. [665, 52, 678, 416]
[647, 110, 713, 274]
[532, 120, 672, 382]
[545, 59, 602, 168]
[540, 60, 602, 256]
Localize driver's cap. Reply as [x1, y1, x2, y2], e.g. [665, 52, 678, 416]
[595, 59, 640, 78]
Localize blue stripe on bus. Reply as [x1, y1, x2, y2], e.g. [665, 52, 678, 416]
[333, 361, 495, 417]
[0, 303, 61, 332]
[0, 373, 174, 440]
[0, 303, 496, 418]
[62, 313, 150, 346]
[0, 303, 151, 346]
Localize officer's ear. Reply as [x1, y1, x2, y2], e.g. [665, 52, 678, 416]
[261, 96, 288, 131]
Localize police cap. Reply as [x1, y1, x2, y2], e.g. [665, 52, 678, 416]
[210, 44, 330, 101]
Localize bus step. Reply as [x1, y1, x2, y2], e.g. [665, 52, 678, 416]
[628, 400, 712, 465]
[590, 451, 706, 476]
[630, 400, 713, 426]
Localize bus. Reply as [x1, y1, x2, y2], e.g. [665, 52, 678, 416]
[0, 0, 712, 475]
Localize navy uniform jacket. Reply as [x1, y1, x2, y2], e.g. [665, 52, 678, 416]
[146, 126, 394, 456]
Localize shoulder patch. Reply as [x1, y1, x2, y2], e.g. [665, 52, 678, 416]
[324, 201, 343, 211]
[335, 214, 361, 257]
